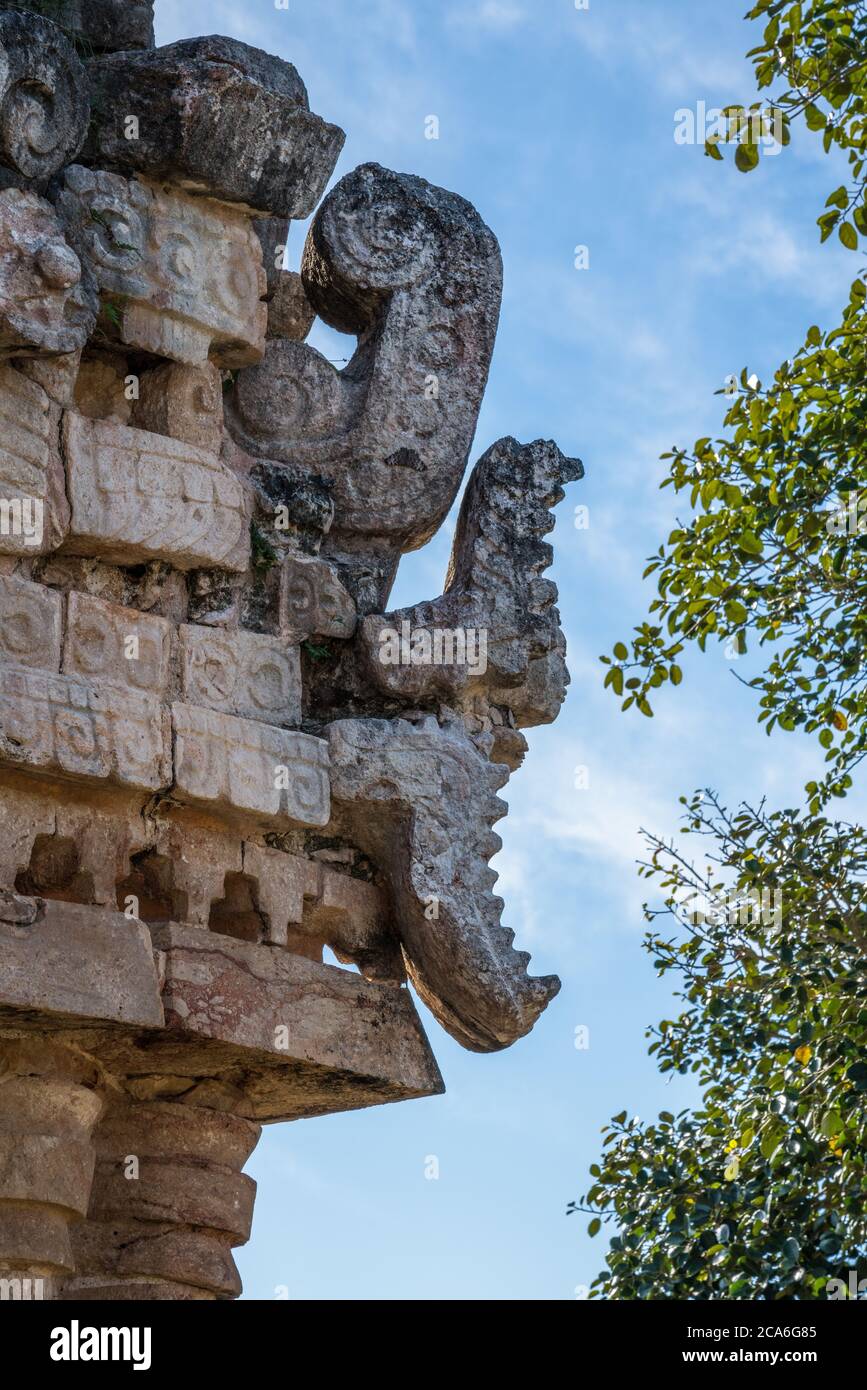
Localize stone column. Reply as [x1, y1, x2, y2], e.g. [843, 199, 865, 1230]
[65, 1099, 261, 1300]
[0, 1038, 105, 1292]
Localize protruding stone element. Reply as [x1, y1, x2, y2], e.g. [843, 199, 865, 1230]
[0, 574, 62, 671]
[0, 1039, 104, 1279]
[282, 553, 357, 639]
[64, 592, 172, 695]
[0, 367, 69, 556]
[148, 920, 443, 1117]
[328, 715, 561, 1052]
[0, 190, 95, 356]
[61, 413, 250, 573]
[130, 362, 224, 455]
[0, 665, 171, 790]
[0, 898, 164, 1029]
[239, 842, 401, 979]
[0, 2, 155, 55]
[172, 704, 330, 826]
[360, 438, 583, 725]
[83, 37, 345, 219]
[67, 1099, 259, 1301]
[226, 163, 503, 557]
[179, 625, 301, 728]
[0, 11, 89, 190]
[55, 167, 267, 367]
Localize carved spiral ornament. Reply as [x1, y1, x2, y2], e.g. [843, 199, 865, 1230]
[0, 13, 89, 185]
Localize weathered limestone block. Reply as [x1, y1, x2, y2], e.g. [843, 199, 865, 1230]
[226, 163, 503, 558]
[172, 704, 330, 827]
[64, 591, 172, 694]
[238, 842, 399, 978]
[17, 348, 80, 407]
[0, 12, 88, 191]
[84, 37, 345, 219]
[0, 897, 164, 1029]
[328, 715, 561, 1052]
[282, 553, 357, 639]
[149, 921, 444, 1115]
[0, 665, 171, 789]
[61, 413, 250, 572]
[179, 624, 301, 728]
[0, 781, 54, 888]
[303, 864, 401, 982]
[73, 353, 131, 423]
[130, 361, 223, 455]
[150, 819, 244, 929]
[54, 800, 148, 908]
[0, 190, 95, 357]
[68, 1100, 259, 1301]
[360, 438, 582, 725]
[240, 841, 316, 946]
[0, 2, 155, 54]
[55, 166, 267, 367]
[0, 574, 62, 670]
[0, 366, 69, 555]
[0, 1039, 104, 1279]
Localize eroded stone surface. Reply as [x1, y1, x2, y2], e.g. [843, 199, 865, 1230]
[179, 624, 301, 728]
[0, 573, 62, 670]
[0, 2, 155, 54]
[328, 715, 561, 1051]
[0, 665, 171, 789]
[84, 37, 345, 219]
[0, 11, 89, 190]
[360, 438, 582, 725]
[282, 553, 357, 639]
[226, 163, 503, 579]
[130, 362, 223, 454]
[0, 366, 69, 555]
[172, 704, 330, 826]
[0, 190, 95, 356]
[62, 412, 250, 572]
[55, 167, 267, 367]
[64, 591, 172, 694]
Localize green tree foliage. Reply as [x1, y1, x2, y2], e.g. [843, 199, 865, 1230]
[579, 2, 867, 1298]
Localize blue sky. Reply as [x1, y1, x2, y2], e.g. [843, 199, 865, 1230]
[155, 0, 857, 1299]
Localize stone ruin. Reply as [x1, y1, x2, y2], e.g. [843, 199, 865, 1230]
[0, 1, 581, 1299]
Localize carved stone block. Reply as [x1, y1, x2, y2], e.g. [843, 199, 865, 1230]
[281, 553, 357, 639]
[62, 412, 250, 573]
[0, 366, 70, 555]
[0, 574, 62, 671]
[179, 625, 301, 728]
[64, 591, 172, 695]
[55, 167, 267, 368]
[0, 11, 89, 189]
[0, 665, 171, 789]
[0, 190, 95, 357]
[130, 362, 224, 455]
[172, 704, 330, 826]
[226, 163, 503, 555]
[84, 37, 345, 219]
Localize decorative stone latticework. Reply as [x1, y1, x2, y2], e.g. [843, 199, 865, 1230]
[0, 0, 581, 1300]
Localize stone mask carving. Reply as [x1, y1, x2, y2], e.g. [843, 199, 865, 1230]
[0, 3, 580, 1301]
